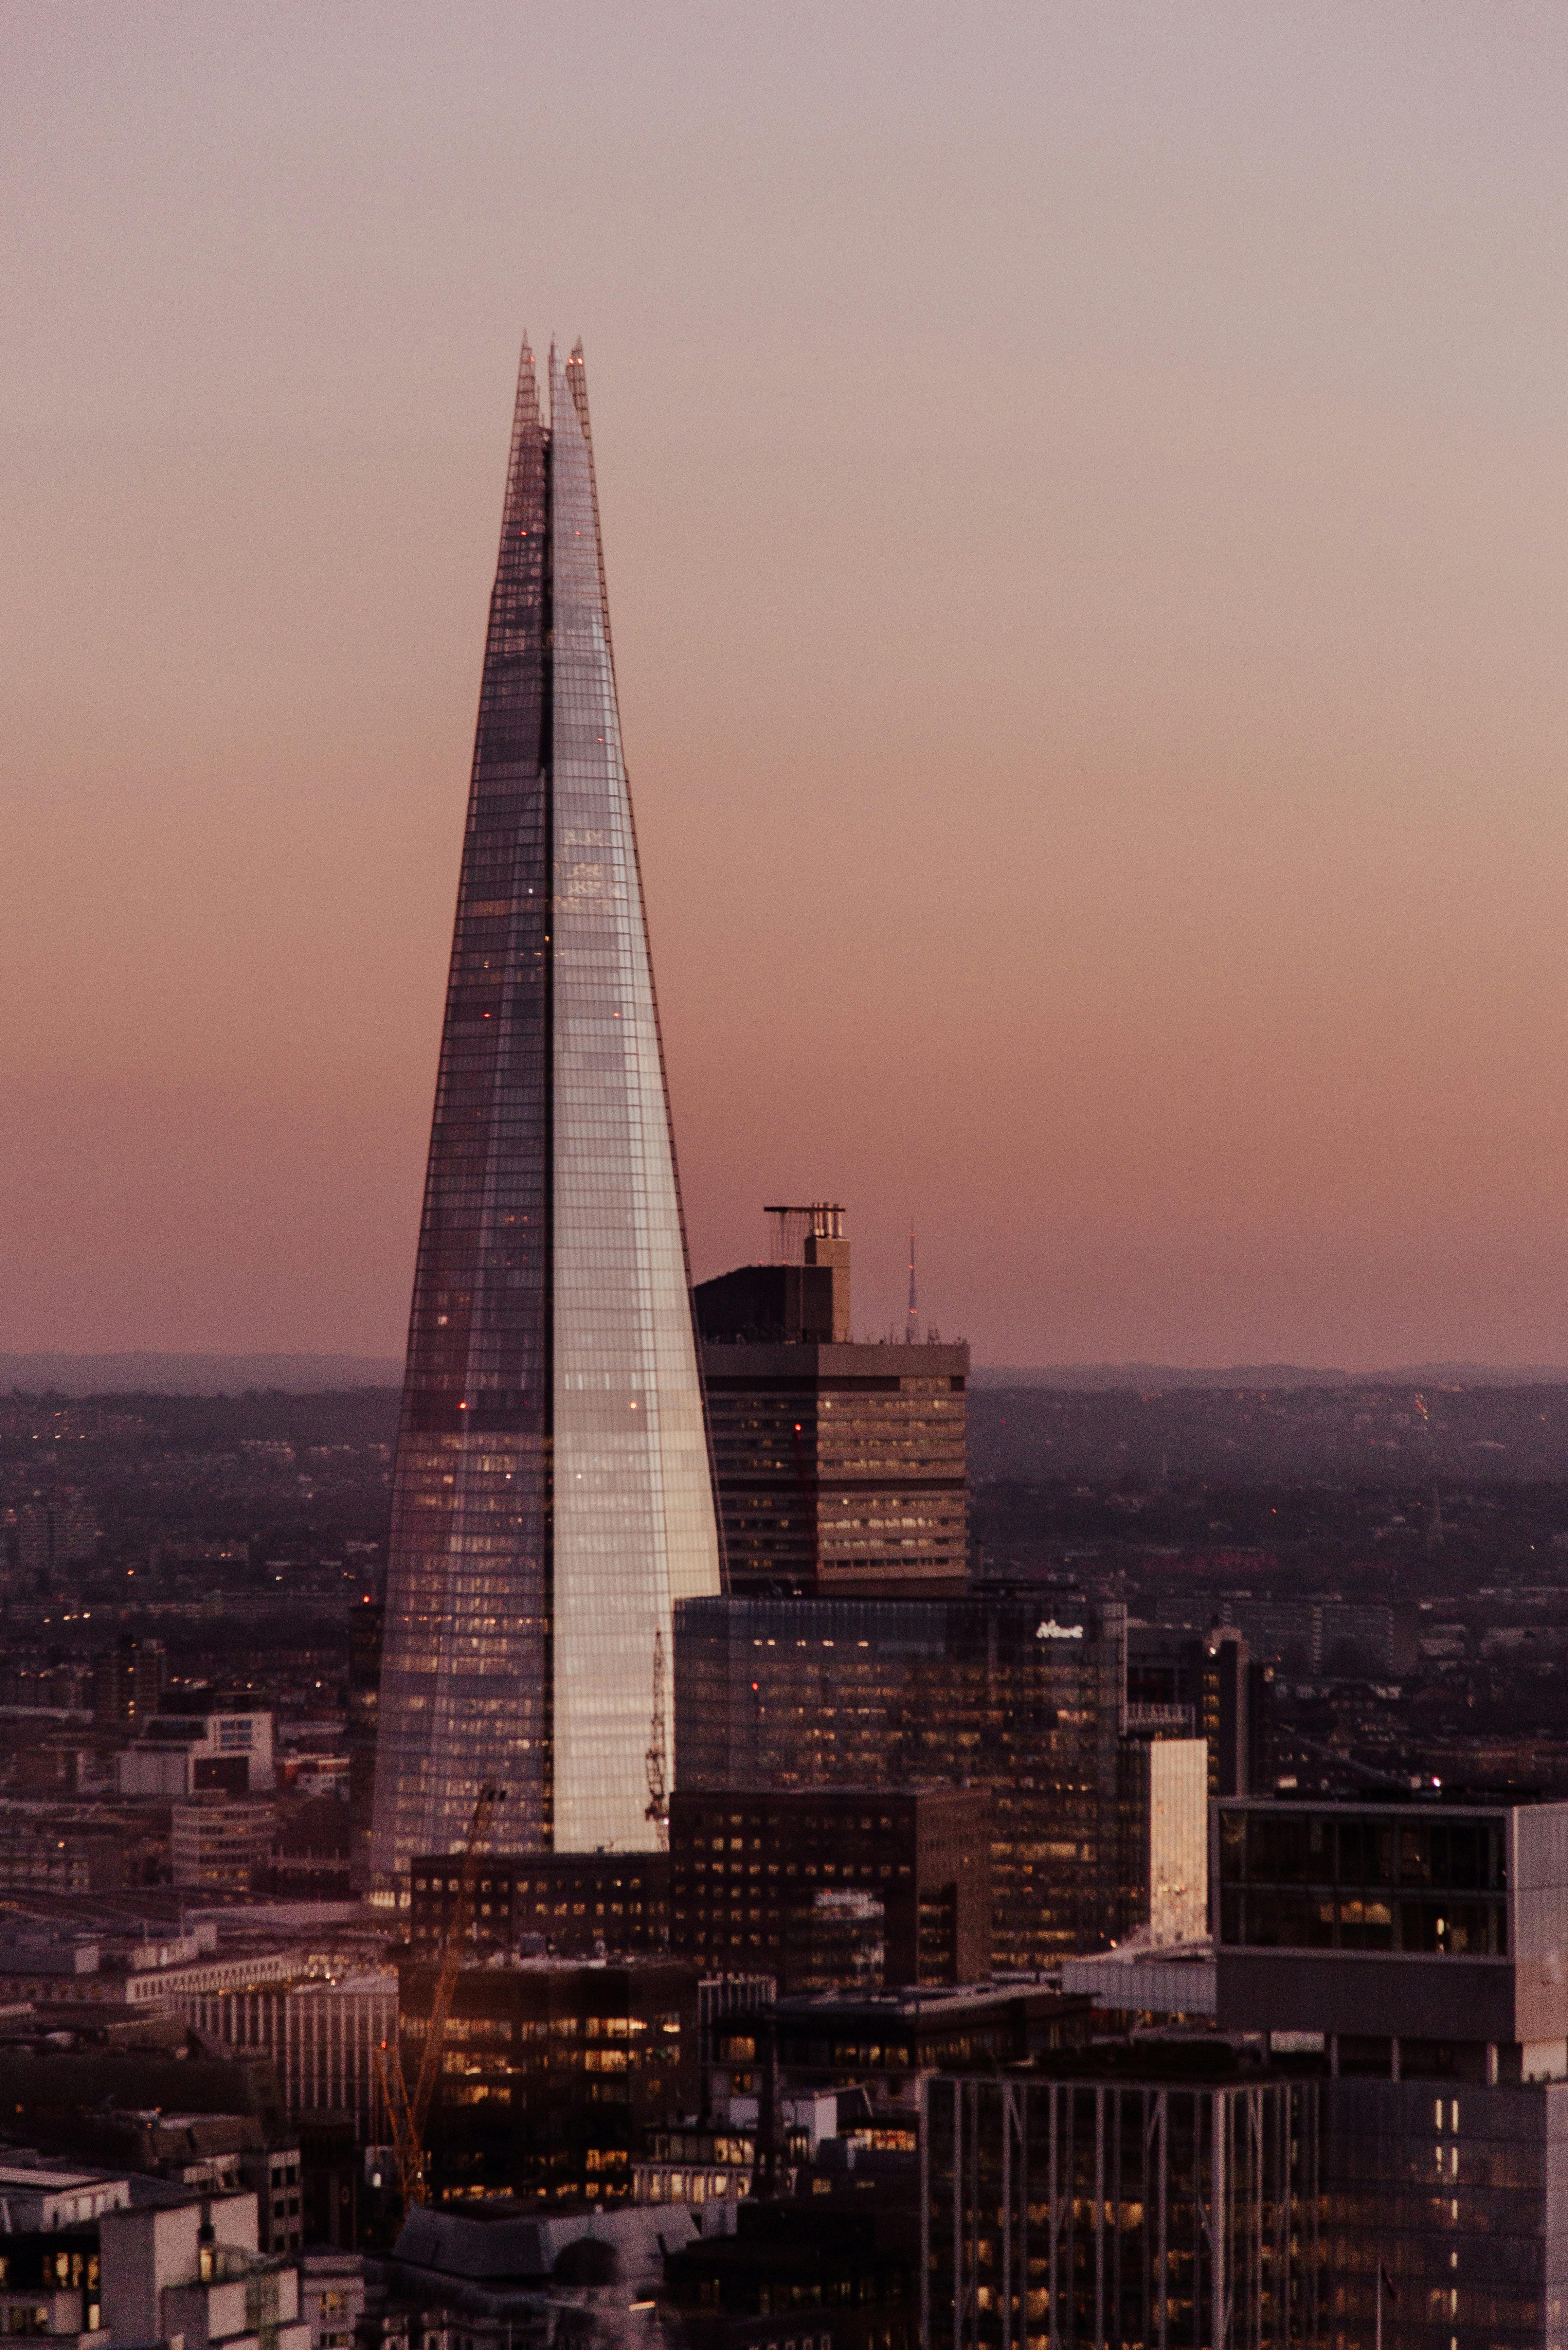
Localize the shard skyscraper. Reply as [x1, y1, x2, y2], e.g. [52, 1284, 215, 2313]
[368, 338, 722, 1897]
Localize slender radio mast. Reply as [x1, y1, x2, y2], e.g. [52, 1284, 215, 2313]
[905, 1223, 918, 1345]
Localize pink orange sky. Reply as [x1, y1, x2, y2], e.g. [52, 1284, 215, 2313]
[6, 4, 1568, 1368]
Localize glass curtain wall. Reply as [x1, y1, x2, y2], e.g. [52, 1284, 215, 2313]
[369, 339, 719, 1895]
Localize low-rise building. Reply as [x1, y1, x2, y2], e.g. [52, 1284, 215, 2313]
[119, 1709, 275, 1797]
[171, 1798, 277, 1890]
[179, 1974, 397, 2141]
[298, 2252, 363, 2350]
[102, 2190, 310, 2350]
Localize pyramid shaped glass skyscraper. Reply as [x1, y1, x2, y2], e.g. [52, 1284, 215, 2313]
[368, 338, 722, 1894]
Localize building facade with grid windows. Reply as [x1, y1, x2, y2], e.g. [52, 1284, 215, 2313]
[368, 337, 722, 1896]
[674, 1593, 1127, 1967]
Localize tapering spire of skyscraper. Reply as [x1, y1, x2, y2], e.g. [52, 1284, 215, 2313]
[366, 338, 722, 1896]
[905, 1223, 918, 1344]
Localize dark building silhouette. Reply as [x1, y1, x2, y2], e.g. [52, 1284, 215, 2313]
[668, 1785, 992, 1992]
[369, 338, 721, 1895]
[397, 1957, 700, 2205]
[1128, 1622, 1271, 1798]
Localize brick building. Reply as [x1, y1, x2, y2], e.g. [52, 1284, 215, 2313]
[669, 1787, 991, 1992]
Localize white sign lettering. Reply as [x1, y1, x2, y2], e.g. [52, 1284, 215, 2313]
[1036, 1619, 1085, 1641]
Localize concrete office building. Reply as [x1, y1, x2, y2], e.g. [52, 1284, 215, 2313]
[695, 1211, 967, 1593]
[117, 1706, 275, 1796]
[369, 336, 722, 1895]
[179, 1973, 397, 2142]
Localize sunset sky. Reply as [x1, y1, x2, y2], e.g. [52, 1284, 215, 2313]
[6, 3, 1568, 1368]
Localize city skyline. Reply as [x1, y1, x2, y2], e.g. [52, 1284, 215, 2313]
[10, 8, 1568, 1368]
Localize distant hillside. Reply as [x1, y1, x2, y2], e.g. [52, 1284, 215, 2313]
[969, 1381, 1568, 1482]
[0, 1351, 404, 1396]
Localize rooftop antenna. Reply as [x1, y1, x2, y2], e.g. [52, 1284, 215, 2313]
[905, 1224, 918, 1345]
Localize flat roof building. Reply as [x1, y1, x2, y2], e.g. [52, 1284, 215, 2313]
[668, 1786, 991, 1993]
[926, 2044, 1322, 2350]
[410, 1850, 670, 1960]
[397, 1956, 701, 2206]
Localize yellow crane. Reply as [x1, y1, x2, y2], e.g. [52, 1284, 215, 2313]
[374, 1780, 506, 2212]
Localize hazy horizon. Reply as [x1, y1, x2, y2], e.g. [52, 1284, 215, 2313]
[8, 5, 1568, 1364]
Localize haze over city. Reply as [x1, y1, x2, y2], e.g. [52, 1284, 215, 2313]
[7, 3, 1568, 1367]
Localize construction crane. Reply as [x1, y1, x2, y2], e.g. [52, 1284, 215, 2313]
[374, 1780, 505, 2212]
[645, 1627, 668, 1850]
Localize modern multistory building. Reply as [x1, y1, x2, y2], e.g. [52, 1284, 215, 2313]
[1216, 1792, 1568, 2348]
[1116, 1733, 1209, 1944]
[94, 1635, 165, 1731]
[1128, 1621, 1273, 1796]
[398, 1955, 701, 2204]
[674, 1592, 1127, 1965]
[695, 1215, 967, 1592]
[368, 338, 722, 1895]
[668, 1784, 992, 1992]
[926, 2047, 1323, 2350]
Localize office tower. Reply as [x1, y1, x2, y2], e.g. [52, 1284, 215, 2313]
[695, 1209, 968, 1592]
[674, 1593, 1126, 1964]
[1216, 1791, 1568, 2346]
[369, 339, 722, 1896]
[1128, 1622, 1267, 1798]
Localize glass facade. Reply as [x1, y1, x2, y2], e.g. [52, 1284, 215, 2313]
[1218, 1804, 1510, 1956]
[926, 2068, 1322, 2350]
[1326, 2078, 1568, 2350]
[673, 1593, 1126, 1964]
[369, 339, 721, 1894]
